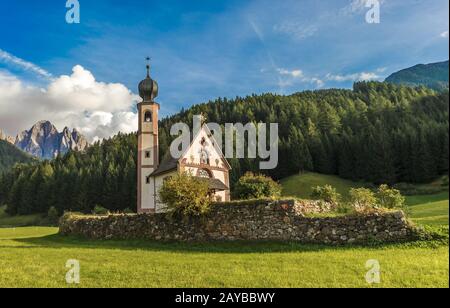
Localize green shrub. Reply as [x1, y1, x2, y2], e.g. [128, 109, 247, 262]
[377, 184, 406, 210]
[442, 176, 449, 188]
[159, 172, 211, 216]
[92, 205, 109, 215]
[349, 188, 378, 213]
[335, 203, 355, 214]
[47, 206, 60, 225]
[233, 172, 282, 200]
[122, 208, 134, 214]
[310, 185, 341, 205]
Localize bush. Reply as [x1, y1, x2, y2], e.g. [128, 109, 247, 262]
[377, 185, 406, 210]
[159, 172, 211, 216]
[233, 172, 282, 200]
[442, 176, 449, 188]
[47, 206, 60, 225]
[310, 185, 341, 205]
[92, 205, 109, 215]
[349, 188, 378, 213]
[335, 203, 354, 214]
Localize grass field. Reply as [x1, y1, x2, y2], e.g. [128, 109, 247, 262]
[281, 172, 368, 200]
[0, 227, 448, 288]
[0, 206, 43, 227]
[0, 174, 448, 288]
[407, 192, 449, 227]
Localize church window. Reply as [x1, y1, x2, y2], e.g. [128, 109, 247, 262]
[144, 111, 152, 122]
[145, 151, 151, 159]
[146, 175, 151, 184]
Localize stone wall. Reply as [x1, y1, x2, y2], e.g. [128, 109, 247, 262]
[59, 200, 417, 245]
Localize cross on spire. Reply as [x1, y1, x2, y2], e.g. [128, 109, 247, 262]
[145, 56, 151, 77]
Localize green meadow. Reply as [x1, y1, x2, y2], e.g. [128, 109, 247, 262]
[0, 173, 448, 288]
[281, 172, 367, 200]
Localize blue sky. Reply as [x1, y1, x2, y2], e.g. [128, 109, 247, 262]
[0, 0, 448, 139]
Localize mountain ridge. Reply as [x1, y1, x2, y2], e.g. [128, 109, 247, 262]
[385, 60, 449, 90]
[11, 121, 89, 159]
[0, 129, 15, 144]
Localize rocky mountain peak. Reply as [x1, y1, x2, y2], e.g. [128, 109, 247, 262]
[0, 129, 15, 144]
[12, 121, 89, 159]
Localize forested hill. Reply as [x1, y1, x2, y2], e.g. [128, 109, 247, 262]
[0, 82, 448, 215]
[0, 140, 34, 174]
[0, 133, 137, 215]
[385, 60, 449, 91]
[158, 82, 448, 184]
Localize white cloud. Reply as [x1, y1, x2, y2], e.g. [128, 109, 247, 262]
[310, 77, 325, 88]
[276, 68, 324, 89]
[277, 68, 304, 78]
[0, 66, 139, 142]
[326, 70, 382, 82]
[272, 66, 384, 90]
[0, 48, 53, 79]
[273, 23, 318, 40]
[440, 30, 449, 38]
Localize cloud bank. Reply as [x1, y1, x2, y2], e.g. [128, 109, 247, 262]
[0, 65, 139, 142]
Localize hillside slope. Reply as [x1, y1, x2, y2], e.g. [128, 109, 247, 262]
[280, 172, 449, 227]
[407, 192, 449, 227]
[385, 60, 449, 90]
[0, 140, 34, 173]
[280, 172, 367, 200]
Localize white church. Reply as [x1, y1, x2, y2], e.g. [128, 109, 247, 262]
[136, 64, 231, 214]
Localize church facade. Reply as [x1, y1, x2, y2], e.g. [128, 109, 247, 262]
[137, 65, 231, 214]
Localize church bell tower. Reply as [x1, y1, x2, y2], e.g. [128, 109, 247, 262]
[137, 59, 160, 213]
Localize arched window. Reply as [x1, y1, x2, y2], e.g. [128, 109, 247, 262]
[197, 169, 212, 178]
[144, 111, 152, 123]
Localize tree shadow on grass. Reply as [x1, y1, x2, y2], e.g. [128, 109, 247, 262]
[11, 233, 436, 254]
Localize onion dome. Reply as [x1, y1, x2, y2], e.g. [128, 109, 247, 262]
[138, 62, 158, 102]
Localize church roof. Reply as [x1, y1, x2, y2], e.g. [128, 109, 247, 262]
[151, 155, 229, 191]
[151, 153, 178, 176]
[202, 178, 229, 191]
[151, 124, 231, 177]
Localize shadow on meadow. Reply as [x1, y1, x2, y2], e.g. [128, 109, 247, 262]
[10, 232, 444, 255]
